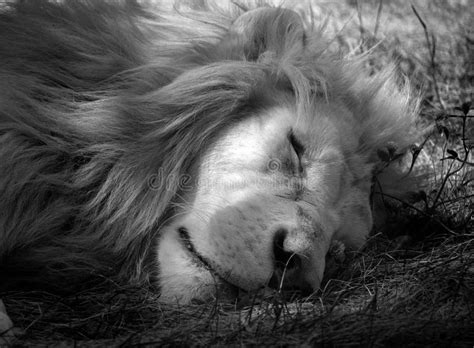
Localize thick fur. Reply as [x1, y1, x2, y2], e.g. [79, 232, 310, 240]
[0, 1, 420, 295]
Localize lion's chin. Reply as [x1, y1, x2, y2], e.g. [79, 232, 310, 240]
[157, 227, 241, 304]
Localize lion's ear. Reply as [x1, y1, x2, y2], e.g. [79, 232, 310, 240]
[221, 7, 305, 61]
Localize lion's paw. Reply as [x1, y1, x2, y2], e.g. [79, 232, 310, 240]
[0, 300, 15, 345]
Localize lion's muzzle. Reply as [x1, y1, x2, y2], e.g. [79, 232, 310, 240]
[157, 194, 337, 303]
[188, 196, 335, 297]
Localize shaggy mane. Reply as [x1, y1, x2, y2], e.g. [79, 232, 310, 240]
[0, 0, 420, 290]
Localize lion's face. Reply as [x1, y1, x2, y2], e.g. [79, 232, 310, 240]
[158, 101, 375, 303]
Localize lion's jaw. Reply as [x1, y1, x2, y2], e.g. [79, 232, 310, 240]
[157, 104, 374, 303]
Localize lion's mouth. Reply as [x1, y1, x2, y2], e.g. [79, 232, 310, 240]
[178, 227, 246, 301]
[178, 227, 216, 272]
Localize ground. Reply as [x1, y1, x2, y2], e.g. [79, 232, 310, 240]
[1, 0, 473, 346]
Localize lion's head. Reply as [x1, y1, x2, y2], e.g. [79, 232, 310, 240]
[0, 1, 421, 304]
[152, 5, 421, 303]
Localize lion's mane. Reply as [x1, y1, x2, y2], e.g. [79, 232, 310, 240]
[0, 0, 419, 290]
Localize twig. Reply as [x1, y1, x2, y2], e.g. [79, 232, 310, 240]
[373, 0, 384, 37]
[373, 191, 458, 235]
[356, 0, 365, 43]
[411, 4, 445, 110]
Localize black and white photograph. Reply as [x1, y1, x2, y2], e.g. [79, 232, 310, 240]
[0, 0, 472, 346]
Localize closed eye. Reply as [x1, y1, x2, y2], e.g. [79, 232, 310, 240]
[288, 130, 305, 157]
[288, 129, 305, 173]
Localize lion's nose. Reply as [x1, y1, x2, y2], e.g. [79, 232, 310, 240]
[273, 228, 301, 271]
[268, 228, 314, 294]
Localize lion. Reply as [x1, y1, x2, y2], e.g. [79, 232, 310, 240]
[0, 0, 422, 321]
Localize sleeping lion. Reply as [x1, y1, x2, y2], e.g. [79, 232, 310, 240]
[0, 0, 421, 310]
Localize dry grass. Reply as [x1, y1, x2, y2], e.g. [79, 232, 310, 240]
[2, 0, 473, 346]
